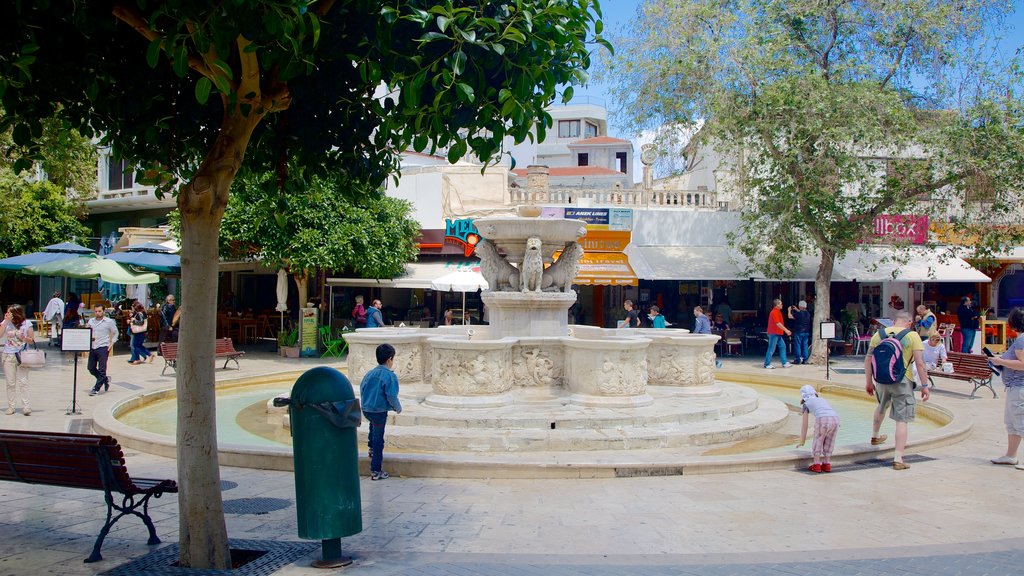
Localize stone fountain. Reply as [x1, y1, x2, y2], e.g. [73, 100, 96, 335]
[340, 211, 787, 457]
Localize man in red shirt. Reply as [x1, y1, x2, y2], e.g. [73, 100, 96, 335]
[764, 298, 793, 369]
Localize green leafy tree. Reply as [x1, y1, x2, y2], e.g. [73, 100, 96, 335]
[218, 171, 420, 303]
[0, 1, 606, 567]
[1, 113, 98, 197]
[606, 0, 1024, 361]
[0, 168, 90, 259]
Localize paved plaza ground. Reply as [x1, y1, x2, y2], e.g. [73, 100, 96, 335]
[0, 342, 1021, 575]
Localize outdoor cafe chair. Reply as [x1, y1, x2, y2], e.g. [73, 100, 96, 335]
[723, 329, 745, 356]
[850, 324, 874, 356]
[320, 326, 347, 358]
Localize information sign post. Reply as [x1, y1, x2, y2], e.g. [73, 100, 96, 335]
[61, 328, 93, 415]
[819, 322, 837, 381]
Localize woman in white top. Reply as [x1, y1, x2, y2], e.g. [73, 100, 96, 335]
[1, 304, 35, 415]
[921, 333, 948, 369]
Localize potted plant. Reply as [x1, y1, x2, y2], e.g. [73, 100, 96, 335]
[278, 328, 299, 358]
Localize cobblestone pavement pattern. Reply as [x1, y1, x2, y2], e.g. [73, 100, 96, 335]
[0, 346, 1020, 575]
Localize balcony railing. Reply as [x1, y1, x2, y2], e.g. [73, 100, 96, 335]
[509, 188, 718, 209]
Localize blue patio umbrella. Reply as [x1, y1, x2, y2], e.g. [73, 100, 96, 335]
[0, 242, 95, 272]
[106, 242, 180, 274]
[106, 249, 181, 274]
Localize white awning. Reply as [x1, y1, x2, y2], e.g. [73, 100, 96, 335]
[835, 247, 990, 283]
[626, 244, 989, 283]
[625, 245, 749, 280]
[750, 253, 838, 282]
[327, 260, 481, 289]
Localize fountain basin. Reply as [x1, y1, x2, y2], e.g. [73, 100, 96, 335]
[425, 336, 518, 408]
[562, 337, 653, 407]
[99, 370, 961, 478]
[474, 216, 588, 263]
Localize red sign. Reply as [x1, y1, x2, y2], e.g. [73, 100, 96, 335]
[870, 215, 928, 245]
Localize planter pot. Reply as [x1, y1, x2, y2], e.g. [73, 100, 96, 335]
[843, 343, 853, 355]
[282, 346, 300, 358]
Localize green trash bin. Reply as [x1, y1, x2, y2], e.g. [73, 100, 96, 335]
[275, 366, 362, 567]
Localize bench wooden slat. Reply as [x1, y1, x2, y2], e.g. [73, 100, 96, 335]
[0, 429, 177, 563]
[159, 337, 244, 375]
[926, 351, 997, 399]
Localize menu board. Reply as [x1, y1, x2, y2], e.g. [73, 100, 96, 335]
[300, 307, 318, 358]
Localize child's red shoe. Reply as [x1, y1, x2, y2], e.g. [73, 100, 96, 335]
[808, 464, 822, 473]
[821, 463, 831, 473]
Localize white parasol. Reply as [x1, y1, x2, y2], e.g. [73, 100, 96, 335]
[275, 269, 289, 332]
[431, 269, 489, 325]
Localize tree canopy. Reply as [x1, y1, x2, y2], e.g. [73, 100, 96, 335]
[605, 0, 1024, 357]
[1, 112, 98, 198]
[0, 167, 90, 259]
[0, 1, 607, 568]
[215, 171, 420, 280]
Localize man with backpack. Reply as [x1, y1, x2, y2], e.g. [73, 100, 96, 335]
[864, 312, 930, 470]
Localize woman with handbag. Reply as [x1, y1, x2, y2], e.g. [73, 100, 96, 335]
[1, 304, 35, 416]
[127, 300, 152, 365]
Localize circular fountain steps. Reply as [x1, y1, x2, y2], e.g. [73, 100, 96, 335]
[379, 382, 789, 453]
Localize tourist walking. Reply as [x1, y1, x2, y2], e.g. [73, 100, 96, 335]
[622, 300, 640, 328]
[957, 296, 980, 353]
[1, 305, 35, 415]
[87, 305, 119, 396]
[789, 300, 812, 364]
[128, 300, 152, 365]
[159, 294, 178, 343]
[864, 312, 930, 470]
[42, 291, 64, 344]
[359, 343, 402, 481]
[351, 295, 367, 329]
[989, 307, 1024, 469]
[693, 306, 711, 334]
[764, 298, 792, 369]
[366, 299, 385, 328]
[63, 292, 81, 329]
[648, 305, 667, 328]
[797, 385, 840, 473]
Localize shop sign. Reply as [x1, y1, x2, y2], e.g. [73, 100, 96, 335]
[546, 207, 632, 231]
[444, 218, 480, 256]
[580, 230, 631, 252]
[870, 214, 928, 245]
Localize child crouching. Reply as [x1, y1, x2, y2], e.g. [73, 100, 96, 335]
[796, 385, 840, 473]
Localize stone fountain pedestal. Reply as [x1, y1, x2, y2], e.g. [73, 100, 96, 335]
[481, 291, 576, 338]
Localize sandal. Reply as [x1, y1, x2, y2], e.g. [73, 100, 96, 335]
[893, 461, 910, 471]
[871, 435, 888, 445]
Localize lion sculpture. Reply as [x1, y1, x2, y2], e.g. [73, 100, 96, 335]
[541, 241, 584, 292]
[520, 236, 545, 293]
[475, 239, 519, 291]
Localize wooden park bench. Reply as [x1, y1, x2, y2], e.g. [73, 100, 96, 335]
[0, 429, 177, 563]
[159, 337, 245, 376]
[926, 351, 998, 399]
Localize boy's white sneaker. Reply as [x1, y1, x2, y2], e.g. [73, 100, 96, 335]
[764, 365, 775, 369]
[782, 363, 793, 368]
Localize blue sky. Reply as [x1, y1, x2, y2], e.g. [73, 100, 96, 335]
[581, 0, 1024, 140]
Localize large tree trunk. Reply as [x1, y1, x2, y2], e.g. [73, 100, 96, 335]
[294, 271, 309, 309]
[176, 111, 261, 569]
[809, 247, 836, 365]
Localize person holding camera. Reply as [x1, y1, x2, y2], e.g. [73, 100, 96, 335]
[788, 301, 812, 364]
